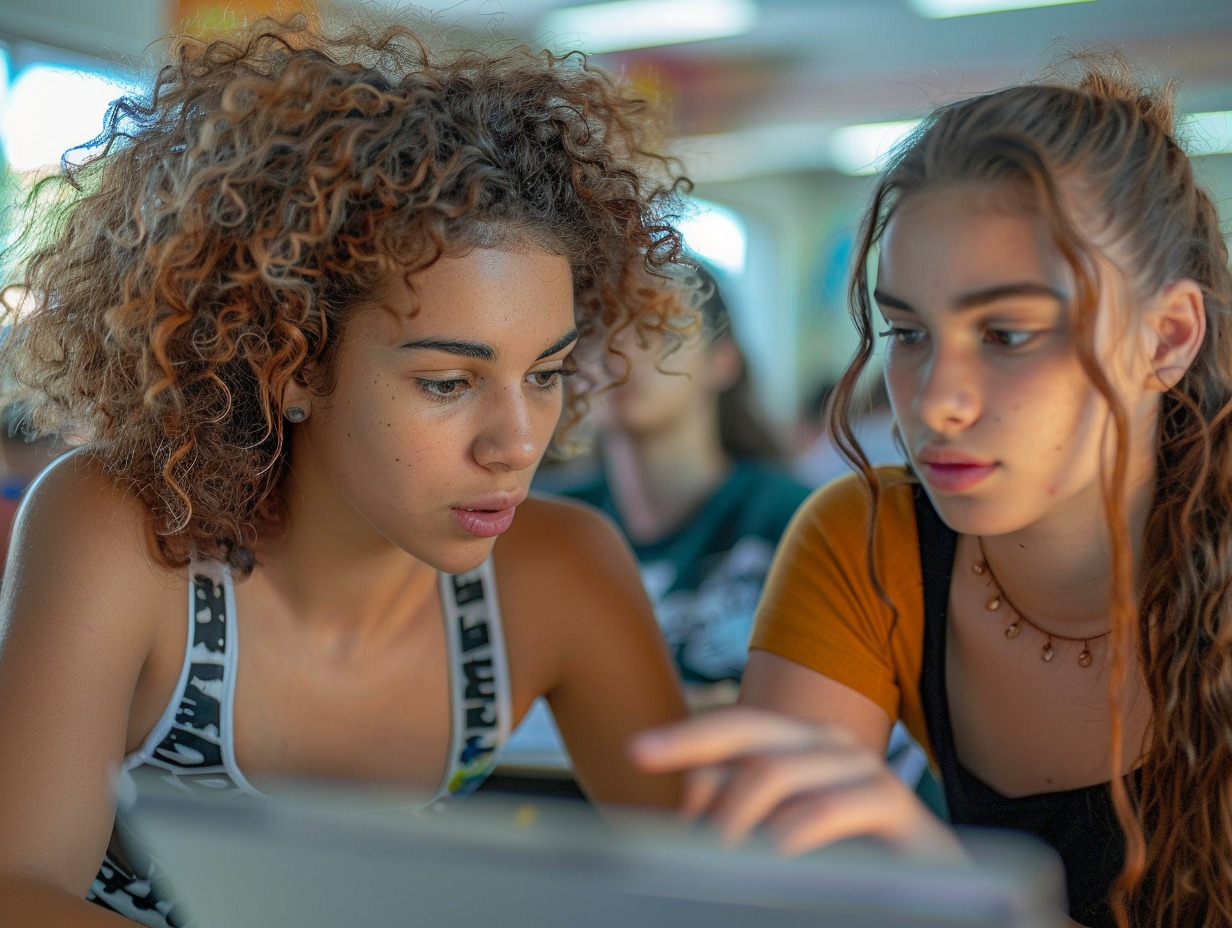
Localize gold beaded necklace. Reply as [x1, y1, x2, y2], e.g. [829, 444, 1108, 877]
[973, 537, 1111, 668]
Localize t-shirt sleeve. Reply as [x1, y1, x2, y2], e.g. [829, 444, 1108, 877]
[749, 470, 920, 721]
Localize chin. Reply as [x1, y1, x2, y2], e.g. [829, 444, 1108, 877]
[925, 493, 1020, 538]
[423, 540, 498, 577]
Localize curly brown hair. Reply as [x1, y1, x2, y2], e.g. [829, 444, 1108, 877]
[2, 14, 693, 572]
[834, 51, 1232, 928]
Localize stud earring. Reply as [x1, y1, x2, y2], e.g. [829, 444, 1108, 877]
[284, 406, 308, 423]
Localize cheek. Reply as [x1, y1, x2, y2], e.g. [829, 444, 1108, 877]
[884, 364, 917, 421]
[333, 380, 440, 461]
[1032, 386, 1107, 472]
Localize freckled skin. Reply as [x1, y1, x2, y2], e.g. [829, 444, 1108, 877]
[878, 184, 1160, 539]
[281, 248, 578, 575]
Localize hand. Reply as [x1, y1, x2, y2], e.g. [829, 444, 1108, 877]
[630, 705, 963, 859]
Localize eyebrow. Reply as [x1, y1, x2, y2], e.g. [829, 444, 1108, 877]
[873, 282, 1068, 313]
[402, 328, 578, 362]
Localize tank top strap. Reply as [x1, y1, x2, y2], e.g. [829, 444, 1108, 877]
[912, 487, 962, 798]
[436, 555, 512, 799]
[119, 560, 257, 796]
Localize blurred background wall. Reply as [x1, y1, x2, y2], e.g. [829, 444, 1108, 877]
[0, 0, 1229, 438]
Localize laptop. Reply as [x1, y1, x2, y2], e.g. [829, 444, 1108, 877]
[126, 774, 1069, 928]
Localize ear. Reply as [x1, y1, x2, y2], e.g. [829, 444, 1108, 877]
[1143, 278, 1206, 391]
[281, 377, 314, 421]
[703, 338, 744, 393]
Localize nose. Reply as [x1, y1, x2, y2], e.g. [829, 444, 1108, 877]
[472, 385, 542, 472]
[913, 346, 982, 437]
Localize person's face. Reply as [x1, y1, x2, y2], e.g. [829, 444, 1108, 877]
[287, 246, 576, 573]
[599, 327, 733, 438]
[876, 183, 1160, 537]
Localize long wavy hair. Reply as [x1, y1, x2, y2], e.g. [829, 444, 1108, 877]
[833, 53, 1232, 927]
[2, 15, 692, 573]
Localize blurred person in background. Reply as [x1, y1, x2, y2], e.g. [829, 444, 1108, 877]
[793, 374, 901, 488]
[553, 263, 811, 709]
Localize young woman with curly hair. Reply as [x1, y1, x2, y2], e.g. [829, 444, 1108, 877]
[635, 53, 1232, 928]
[0, 16, 695, 927]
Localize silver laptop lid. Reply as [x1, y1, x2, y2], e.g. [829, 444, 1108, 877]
[126, 775, 1069, 928]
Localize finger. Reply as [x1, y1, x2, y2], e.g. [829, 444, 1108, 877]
[706, 747, 885, 847]
[765, 771, 956, 858]
[679, 764, 728, 822]
[767, 775, 903, 856]
[630, 707, 845, 772]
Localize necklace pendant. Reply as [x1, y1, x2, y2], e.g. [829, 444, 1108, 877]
[1041, 641, 1055, 662]
[973, 561, 986, 575]
[1077, 648, 1093, 668]
[985, 594, 1002, 611]
[1004, 620, 1021, 639]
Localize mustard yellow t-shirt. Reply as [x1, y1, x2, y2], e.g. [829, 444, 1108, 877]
[749, 466, 934, 760]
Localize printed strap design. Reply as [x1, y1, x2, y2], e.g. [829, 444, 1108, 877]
[142, 565, 246, 794]
[439, 558, 512, 796]
[88, 565, 241, 928]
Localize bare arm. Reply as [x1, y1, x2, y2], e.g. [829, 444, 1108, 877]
[629, 475, 957, 856]
[739, 649, 893, 752]
[0, 453, 177, 926]
[498, 497, 687, 809]
[632, 652, 958, 857]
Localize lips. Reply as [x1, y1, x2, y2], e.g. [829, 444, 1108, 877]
[915, 449, 997, 493]
[451, 492, 526, 538]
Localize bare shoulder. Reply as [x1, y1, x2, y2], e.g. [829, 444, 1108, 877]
[18, 447, 150, 527]
[494, 493, 685, 808]
[505, 490, 619, 537]
[0, 451, 186, 893]
[5, 448, 179, 630]
[497, 492, 642, 599]
[492, 490, 652, 672]
[492, 489, 670, 687]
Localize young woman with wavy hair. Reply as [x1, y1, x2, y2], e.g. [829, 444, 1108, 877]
[635, 53, 1232, 927]
[0, 16, 695, 927]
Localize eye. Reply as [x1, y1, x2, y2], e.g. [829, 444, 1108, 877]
[527, 367, 575, 389]
[984, 329, 1035, 348]
[878, 325, 926, 347]
[417, 377, 470, 400]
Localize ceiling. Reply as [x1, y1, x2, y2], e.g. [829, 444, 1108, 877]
[1, 0, 1230, 181]
[0, 0, 1228, 406]
[360, 0, 1232, 180]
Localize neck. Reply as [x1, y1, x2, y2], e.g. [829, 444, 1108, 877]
[601, 414, 731, 544]
[256, 475, 439, 636]
[976, 465, 1156, 635]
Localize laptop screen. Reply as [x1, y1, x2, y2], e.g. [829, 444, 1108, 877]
[127, 776, 1069, 928]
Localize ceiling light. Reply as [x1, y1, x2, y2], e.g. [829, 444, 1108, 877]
[540, 0, 757, 54]
[907, 0, 1098, 18]
[680, 198, 747, 274]
[1184, 110, 1232, 157]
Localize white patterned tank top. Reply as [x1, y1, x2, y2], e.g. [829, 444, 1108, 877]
[87, 557, 513, 927]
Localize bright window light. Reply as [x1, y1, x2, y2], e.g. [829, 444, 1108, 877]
[679, 199, 747, 275]
[541, 0, 757, 54]
[0, 50, 10, 116]
[1184, 110, 1232, 157]
[829, 120, 921, 176]
[908, 0, 1097, 17]
[0, 64, 136, 173]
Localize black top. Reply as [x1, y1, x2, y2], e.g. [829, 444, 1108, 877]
[563, 460, 811, 684]
[913, 487, 1125, 928]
